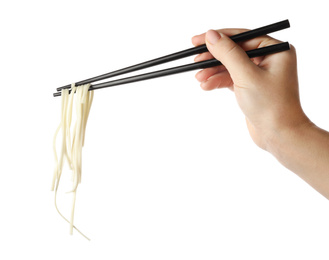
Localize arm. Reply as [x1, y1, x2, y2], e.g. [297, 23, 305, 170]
[268, 121, 329, 199]
[192, 29, 329, 199]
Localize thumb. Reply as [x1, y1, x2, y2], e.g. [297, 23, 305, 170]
[205, 30, 259, 83]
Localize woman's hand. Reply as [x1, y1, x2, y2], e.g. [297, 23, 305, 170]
[192, 29, 310, 150]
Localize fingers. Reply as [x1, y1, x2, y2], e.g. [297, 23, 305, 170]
[205, 30, 260, 83]
[200, 70, 233, 91]
[192, 28, 248, 46]
[192, 28, 284, 91]
[195, 66, 227, 82]
[194, 52, 213, 62]
[192, 28, 282, 52]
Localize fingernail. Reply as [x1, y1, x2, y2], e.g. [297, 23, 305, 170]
[206, 30, 221, 45]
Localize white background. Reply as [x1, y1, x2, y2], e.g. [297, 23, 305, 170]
[0, 0, 328, 259]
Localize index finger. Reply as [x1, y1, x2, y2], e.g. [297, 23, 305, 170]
[192, 28, 281, 52]
[192, 28, 248, 46]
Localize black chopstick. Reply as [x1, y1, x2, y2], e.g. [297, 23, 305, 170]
[55, 19, 290, 93]
[53, 42, 290, 97]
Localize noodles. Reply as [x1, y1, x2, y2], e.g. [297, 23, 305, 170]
[52, 84, 94, 240]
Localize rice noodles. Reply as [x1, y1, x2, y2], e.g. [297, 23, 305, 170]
[52, 84, 94, 240]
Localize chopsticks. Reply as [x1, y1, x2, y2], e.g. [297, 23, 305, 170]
[53, 19, 290, 97]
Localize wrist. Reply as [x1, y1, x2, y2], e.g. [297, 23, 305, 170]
[246, 105, 311, 153]
[264, 113, 313, 159]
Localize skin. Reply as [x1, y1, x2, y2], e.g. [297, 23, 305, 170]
[192, 29, 329, 200]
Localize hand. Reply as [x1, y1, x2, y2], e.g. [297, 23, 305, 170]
[192, 29, 310, 150]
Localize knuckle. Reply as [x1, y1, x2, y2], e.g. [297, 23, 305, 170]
[221, 43, 240, 60]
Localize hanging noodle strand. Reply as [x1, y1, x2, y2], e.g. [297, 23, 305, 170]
[52, 84, 93, 240]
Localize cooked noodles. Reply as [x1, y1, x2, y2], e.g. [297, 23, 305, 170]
[52, 84, 93, 240]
